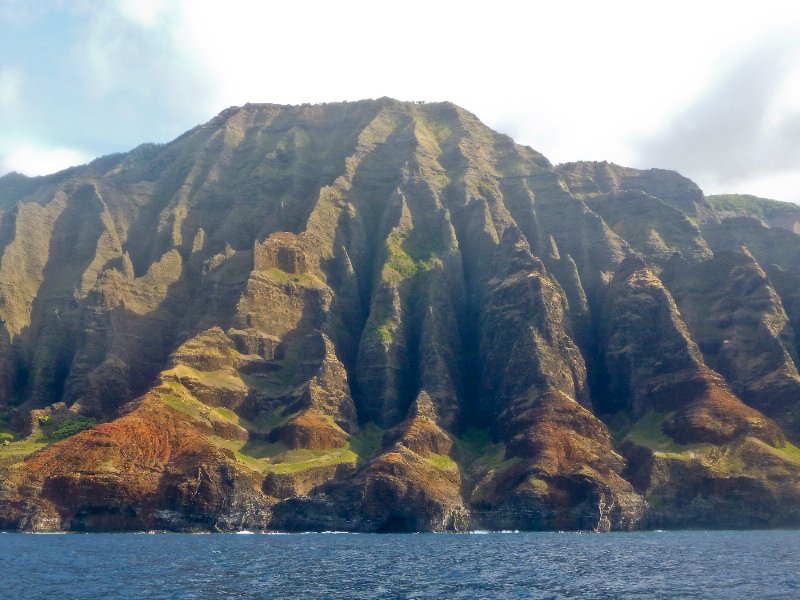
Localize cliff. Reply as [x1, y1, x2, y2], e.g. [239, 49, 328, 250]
[1, 99, 799, 531]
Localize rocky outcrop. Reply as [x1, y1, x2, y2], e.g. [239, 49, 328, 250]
[558, 161, 719, 223]
[598, 256, 798, 527]
[708, 194, 800, 234]
[2, 99, 800, 531]
[0, 396, 271, 532]
[586, 191, 712, 265]
[661, 249, 800, 438]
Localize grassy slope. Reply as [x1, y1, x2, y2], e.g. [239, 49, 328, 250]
[708, 194, 800, 221]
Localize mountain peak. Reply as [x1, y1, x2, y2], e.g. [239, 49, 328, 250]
[2, 101, 800, 532]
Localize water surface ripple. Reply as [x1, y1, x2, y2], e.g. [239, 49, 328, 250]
[1, 531, 798, 599]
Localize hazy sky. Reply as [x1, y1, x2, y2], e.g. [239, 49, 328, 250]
[1, 0, 799, 202]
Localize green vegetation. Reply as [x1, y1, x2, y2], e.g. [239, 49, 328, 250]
[0, 413, 98, 458]
[0, 432, 48, 465]
[0, 410, 98, 465]
[211, 430, 358, 475]
[619, 411, 680, 452]
[383, 230, 439, 284]
[158, 384, 242, 429]
[376, 325, 394, 344]
[454, 427, 519, 474]
[158, 380, 363, 476]
[241, 342, 302, 394]
[616, 412, 760, 471]
[618, 411, 710, 459]
[760, 440, 800, 467]
[524, 477, 549, 494]
[611, 409, 800, 475]
[164, 365, 247, 392]
[239, 372, 272, 393]
[263, 447, 357, 475]
[457, 426, 493, 451]
[426, 452, 457, 471]
[708, 194, 798, 220]
[473, 447, 519, 473]
[366, 322, 397, 346]
[0, 410, 13, 445]
[386, 237, 419, 280]
[366, 228, 446, 348]
[40, 416, 97, 441]
[214, 406, 239, 422]
[780, 441, 800, 463]
[349, 423, 384, 465]
[160, 387, 201, 417]
[413, 111, 453, 146]
[208, 436, 282, 473]
[247, 405, 298, 433]
[425, 121, 452, 146]
[263, 267, 316, 286]
[212, 422, 384, 475]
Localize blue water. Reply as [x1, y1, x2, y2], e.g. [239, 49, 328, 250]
[1, 531, 798, 599]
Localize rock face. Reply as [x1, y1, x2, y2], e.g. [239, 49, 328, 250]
[708, 194, 800, 234]
[2, 99, 800, 531]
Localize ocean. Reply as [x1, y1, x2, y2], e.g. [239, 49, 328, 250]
[1, 530, 798, 599]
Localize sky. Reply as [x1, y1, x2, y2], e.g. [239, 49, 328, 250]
[1, 0, 800, 202]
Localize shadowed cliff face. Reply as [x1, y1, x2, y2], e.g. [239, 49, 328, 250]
[2, 99, 800, 532]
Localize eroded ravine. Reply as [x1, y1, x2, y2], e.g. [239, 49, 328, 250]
[1, 99, 800, 532]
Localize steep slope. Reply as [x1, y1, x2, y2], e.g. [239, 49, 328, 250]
[599, 257, 800, 527]
[661, 250, 800, 438]
[558, 161, 719, 223]
[2, 100, 800, 531]
[708, 194, 800, 234]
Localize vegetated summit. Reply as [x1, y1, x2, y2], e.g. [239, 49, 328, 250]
[2, 98, 800, 532]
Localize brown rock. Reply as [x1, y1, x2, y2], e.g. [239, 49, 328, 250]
[2, 99, 800, 532]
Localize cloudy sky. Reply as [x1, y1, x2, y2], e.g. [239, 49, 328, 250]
[1, 0, 799, 202]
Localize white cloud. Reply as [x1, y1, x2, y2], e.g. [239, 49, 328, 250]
[635, 39, 800, 201]
[4, 0, 800, 202]
[116, 0, 171, 28]
[705, 171, 800, 206]
[65, 0, 213, 133]
[154, 0, 800, 180]
[1, 145, 91, 176]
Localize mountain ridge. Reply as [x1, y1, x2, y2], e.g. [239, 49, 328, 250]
[1, 98, 799, 532]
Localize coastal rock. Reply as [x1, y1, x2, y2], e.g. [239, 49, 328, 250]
[2, 99, 800, 531]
